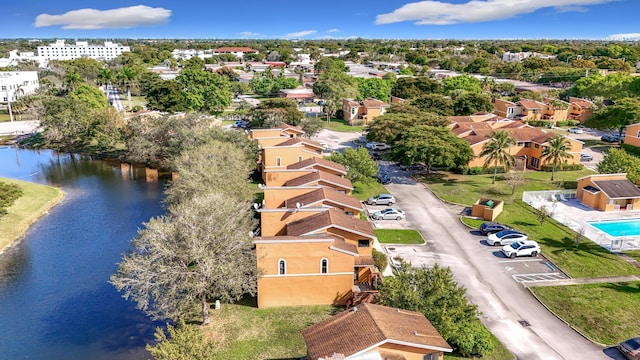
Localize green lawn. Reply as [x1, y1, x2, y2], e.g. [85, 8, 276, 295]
[128, 95, 147, 108]
[352, 180, 388, 201]
[0, 113, 11, 122]
[530, 282, 640, 345]
[203, 300, 337, 360]
[375, 229, 425, 244]
[322, 118, 364, 133]
[423, 170, 640, 278]
[461, 216, 484, 229]
[0, 178, 64, 253]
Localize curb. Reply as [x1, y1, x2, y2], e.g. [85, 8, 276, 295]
[526, 287, 608, 348]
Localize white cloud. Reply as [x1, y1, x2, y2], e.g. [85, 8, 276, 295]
[376, 0, 615, 25]
[608, 33, 640, 40]
[240, 31, 260, 36]
[283, 30, 317, 39]
[327, 28, 340, 33]
[34, 5, 171, 29]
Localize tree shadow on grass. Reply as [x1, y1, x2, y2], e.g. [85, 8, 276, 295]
[601, 281, 640, 295]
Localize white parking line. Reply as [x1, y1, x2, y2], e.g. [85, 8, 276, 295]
[498, 259, 545, 263]
[512, 273, 565, 282]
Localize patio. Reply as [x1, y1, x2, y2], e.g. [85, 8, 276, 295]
[523, 190, 640, 251]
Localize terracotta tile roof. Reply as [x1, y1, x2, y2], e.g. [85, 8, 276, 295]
[302, 303, 452, 360]
[285, 188, 363, 211]
[570, 97, 594, 109]
[450, 122, 495, 136]
[277, 123, 305, 133]
[330, 236, 358, 255]
[286, 208, 375, 238]
[354, 255, 374, 266]
[284, 171, 354, 190]
[361, 98, 390, 108]
[517, 99, 545, 109]
[448, 116, 474, 123]
[462, 127, 554, 146]
[344, 99, 360, 106]
[253, 235, 335, 242]
[213, 47, 258, 53]
[276, 137, 324, 149]
[287, 157, 347, 174]
[592, 179, 640, 199]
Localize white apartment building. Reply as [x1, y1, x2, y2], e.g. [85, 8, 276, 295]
[37, 40, 130, 61]
[0, 71, 40, 102]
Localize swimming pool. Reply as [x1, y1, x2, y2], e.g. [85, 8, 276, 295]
[587, 218, 640, 237]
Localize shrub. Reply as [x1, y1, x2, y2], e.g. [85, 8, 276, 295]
[372, 248, 388, 272]
[540, 163, 584, 172]
[622, 143, 640, 157]
[349, 119, 366, 127]
[0, 181, 23, 218]
[555, 120, 580, 127]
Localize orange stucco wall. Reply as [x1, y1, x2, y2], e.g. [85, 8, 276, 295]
[263, 186, 318, 207]
[469, 137, 582, 170]
[250, 129, 283, 140]
[378, 343, 445, 360]
[325, 228, 373, 256]
[262, 147, 320, 171]
[624, 124, 640, 148]
[255, 242, 355, 307]
[493, 99, 517, 118]
[260, 209, 324, 236]
[576, 175, 640, 211]
[264, 170, 315, 187]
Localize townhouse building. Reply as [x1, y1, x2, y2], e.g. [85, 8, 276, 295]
[250, 125, 379, 308]
[0, 71, 40, 102]
[342, 98, 390, 125]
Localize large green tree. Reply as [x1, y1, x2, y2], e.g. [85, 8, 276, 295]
[176, 68, 232, 114]
[443, 74, 482, 95]
[597, 148, 640, 183]
[379, 262, 493, 356]
[146, 80, 189, 112]
[541, 135, 572, 181]
[391, 125, 474, 171]
[110, 190, 257, 325]
[328, 147, 379, 184]
[586, 97, 640, 141]
[366, 112, 448, 145]
[391, 77, 442, 99]
[479, 130, 516, 184]
[312, 69, 358, 121]
[248, 98, 304, 128]
[357, 77, 393, 101]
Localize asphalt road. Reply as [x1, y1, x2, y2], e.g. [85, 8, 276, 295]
[379, 163, 612, 360]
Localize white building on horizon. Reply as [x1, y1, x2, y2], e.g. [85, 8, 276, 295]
[0, 71, 40, 102]
[37, 40, 130, 61]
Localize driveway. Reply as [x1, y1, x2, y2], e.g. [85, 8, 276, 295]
[311, 129, 362, 152]
[381, 164, 608, 360]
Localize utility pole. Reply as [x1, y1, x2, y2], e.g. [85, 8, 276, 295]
[4, 90, 13, 123]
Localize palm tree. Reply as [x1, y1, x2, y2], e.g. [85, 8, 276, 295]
[480, 130, 516, 184]
[117, 66, 138, 108]
[97, 68, 114, 87]
[542, 135, 572, 181]
[64, 71, 83, 92]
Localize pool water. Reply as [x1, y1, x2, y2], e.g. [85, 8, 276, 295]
[588, 218, 640, 237]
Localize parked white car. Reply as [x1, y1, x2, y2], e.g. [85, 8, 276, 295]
[487, 230, 528, 246]
[366, 142, 390, 151]
[501, 240, 541, 258]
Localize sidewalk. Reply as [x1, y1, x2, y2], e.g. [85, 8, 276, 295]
[524, 274, 640, 287]
[0, 120, 40, 135]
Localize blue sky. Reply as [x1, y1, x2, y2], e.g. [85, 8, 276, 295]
[4, 0, 640, 40]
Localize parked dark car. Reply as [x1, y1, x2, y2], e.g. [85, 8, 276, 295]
[601, 134, 619, 143]
[618, 337, 640, 360]
[479, 222, 512, 235]
[376, 172, 391, 185]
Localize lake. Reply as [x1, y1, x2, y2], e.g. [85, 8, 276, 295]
[0, 147, 165, 359]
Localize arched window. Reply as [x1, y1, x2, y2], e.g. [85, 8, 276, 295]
[275, 157, 282, 167]
[298, 155, 303, 162]
[278, 259, 286, 275]
[320, 258, 328, 274]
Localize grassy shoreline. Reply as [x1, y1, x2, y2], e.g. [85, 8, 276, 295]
[0, 177, 64, 254]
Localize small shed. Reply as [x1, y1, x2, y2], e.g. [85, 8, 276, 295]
[472, 198, 504, 221]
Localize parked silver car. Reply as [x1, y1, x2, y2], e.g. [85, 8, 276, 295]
[367, 194, 396, 205]
[618, 337, 640, 360]
[371, 208, 405, 220]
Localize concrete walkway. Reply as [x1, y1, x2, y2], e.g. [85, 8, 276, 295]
[0, 120, 40, 135]
[525, 274, 640, 287]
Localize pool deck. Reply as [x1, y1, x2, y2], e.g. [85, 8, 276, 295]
[526, 197, 640, 252]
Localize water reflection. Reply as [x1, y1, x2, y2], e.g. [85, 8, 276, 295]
[0, 147, 166, 359]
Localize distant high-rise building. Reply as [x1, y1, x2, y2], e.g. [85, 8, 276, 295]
[37, 40, 130, 61]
